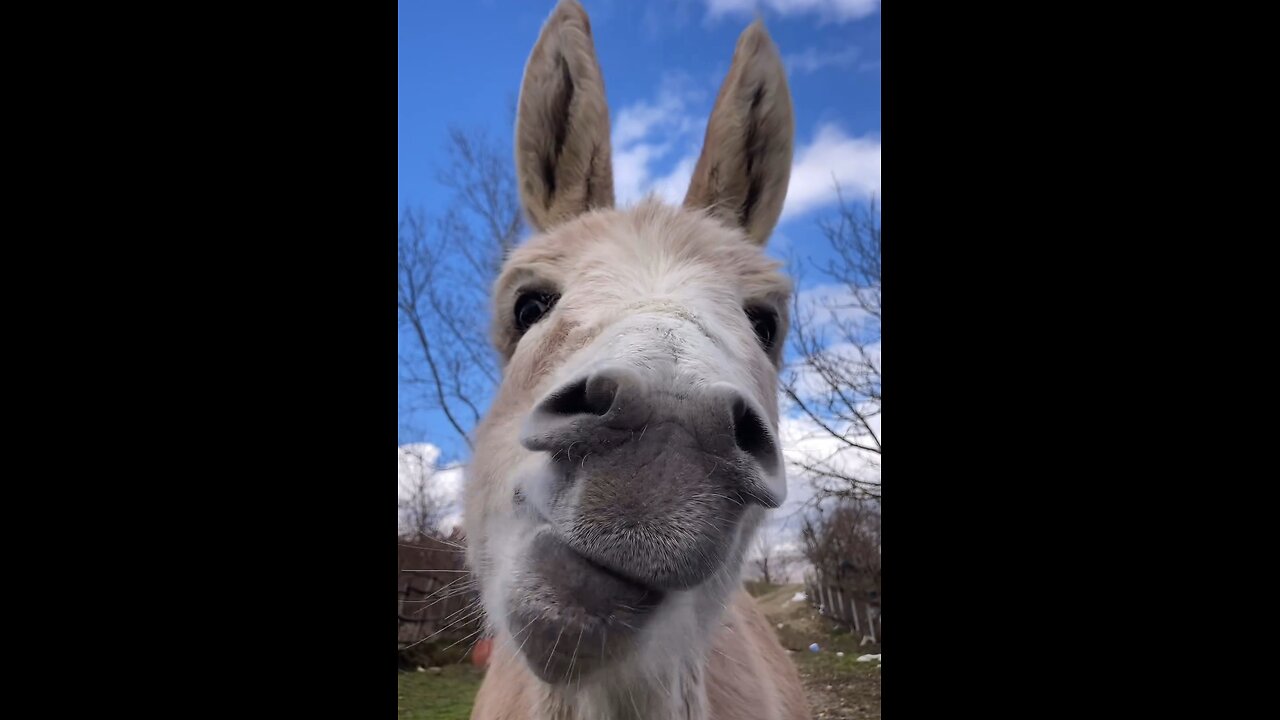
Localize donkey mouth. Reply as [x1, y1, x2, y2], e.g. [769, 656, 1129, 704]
[506, 532, 665, 683]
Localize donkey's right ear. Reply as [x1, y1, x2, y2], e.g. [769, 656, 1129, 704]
[515, 0, 614, 233]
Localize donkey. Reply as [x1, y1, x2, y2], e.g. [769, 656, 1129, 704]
[463, 2, 808, 718]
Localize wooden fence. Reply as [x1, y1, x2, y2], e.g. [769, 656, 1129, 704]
[805, 572, 881, 645]
[397, 534, 483, 654]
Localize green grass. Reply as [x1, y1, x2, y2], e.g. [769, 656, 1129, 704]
[755, 584, 881, 717]
[398, 665, 484, 720]
[794, 640, 881, 681]
[777, 613, 880, 675]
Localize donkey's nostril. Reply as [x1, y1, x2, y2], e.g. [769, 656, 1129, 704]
[583, 374, 621, 416]
[543, 376, 614, 418]
[732, 397, 778, 474]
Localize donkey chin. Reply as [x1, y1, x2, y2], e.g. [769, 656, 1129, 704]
[489, 360, 785, 684]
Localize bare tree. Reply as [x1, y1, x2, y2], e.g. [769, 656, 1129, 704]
[752, 533, 778, 585]
[398, 126, 523, 452]
[800, 499, 881, 601]
[395, 117, 521, 666]
[783, 189, 881, 504]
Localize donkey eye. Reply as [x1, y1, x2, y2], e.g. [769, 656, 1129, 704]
[745, 307, 778, 351]
[515, 292, 559, 334]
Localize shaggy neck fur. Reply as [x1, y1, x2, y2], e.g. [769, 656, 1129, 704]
[485, 627, 711, 720]
[548, 665, 707, 720]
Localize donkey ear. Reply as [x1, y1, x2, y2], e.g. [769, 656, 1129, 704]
[515, 0, 614, 233]
[684, 21, 794, 246]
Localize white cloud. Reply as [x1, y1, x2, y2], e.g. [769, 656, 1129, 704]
[398, 443, 465, 534]
[612, 87, 691, 148]
[779, 410, 880, 484]
[612, 74, 879, 221]
[781, 124, 881, 221]
[705, 0, 880, 23]
[611, 75, 707, 207]
[785, 282, 881, 424]
[784, 339, 880, 411]
[617, 123, 879, 223]
[648, 154, 699, 205]
[615, 146, 696, 206]
[397, 443, 440, 501]
[613, 145, 696, 207]
[613, 142, 672, 206]
[795, 282, 876, 329]
[785, 46, 861, 74]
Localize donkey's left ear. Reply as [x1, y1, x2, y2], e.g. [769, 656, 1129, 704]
[684, 21, 794, 246]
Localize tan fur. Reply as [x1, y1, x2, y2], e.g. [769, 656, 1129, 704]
[683, 20, 795, 246]
[707, 591, 810, 720]
[466, 3, 807, 718]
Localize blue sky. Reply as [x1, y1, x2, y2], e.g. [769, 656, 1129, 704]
[399, 0, 881, 462]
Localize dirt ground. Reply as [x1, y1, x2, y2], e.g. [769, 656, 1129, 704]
[753, 584, 882, 719]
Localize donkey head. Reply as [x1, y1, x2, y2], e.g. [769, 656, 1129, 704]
[464, 0, 794, 686]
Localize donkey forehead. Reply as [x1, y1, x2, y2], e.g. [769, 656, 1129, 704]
[497, 202, 791, 304]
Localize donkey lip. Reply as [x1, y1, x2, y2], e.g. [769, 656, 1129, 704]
[570, 545, 660, 593]
[526, 532, 665, 610]
[506, 532, 664, 683]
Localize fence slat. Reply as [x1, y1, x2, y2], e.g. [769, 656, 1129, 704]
[805, 571, 879, 644]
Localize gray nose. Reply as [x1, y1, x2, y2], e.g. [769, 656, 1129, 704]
[521, 366, 782, 485]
